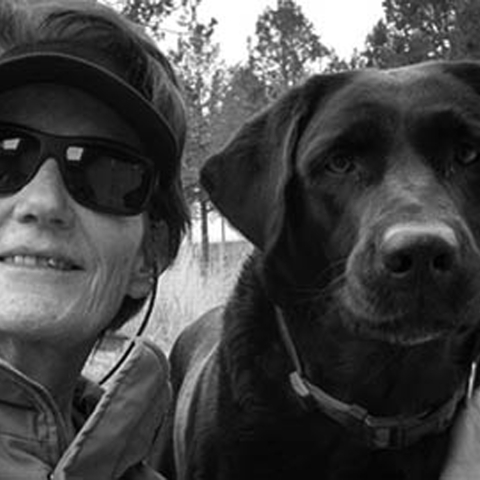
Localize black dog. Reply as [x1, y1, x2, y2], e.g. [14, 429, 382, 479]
[162, 61, 480, 480]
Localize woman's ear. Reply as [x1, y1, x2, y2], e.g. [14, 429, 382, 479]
[128, 220, 170, 299]
[127, 253, 153, 300]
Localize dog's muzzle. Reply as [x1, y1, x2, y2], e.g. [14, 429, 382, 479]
[341, 217, 480, 344]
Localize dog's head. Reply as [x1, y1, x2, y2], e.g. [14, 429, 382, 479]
[201, 61, 480, 347]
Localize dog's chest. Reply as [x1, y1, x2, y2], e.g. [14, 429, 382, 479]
[219, 410, 450, 480]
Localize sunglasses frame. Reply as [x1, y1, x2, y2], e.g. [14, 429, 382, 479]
[0, 121, 158, 216]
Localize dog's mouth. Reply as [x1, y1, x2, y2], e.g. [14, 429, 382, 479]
[343, 313, 449, 346]
[338, 281, 469, 346]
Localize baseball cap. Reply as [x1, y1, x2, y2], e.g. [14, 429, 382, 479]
[0, 42, 179, 185]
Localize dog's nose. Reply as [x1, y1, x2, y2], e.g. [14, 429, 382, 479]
[380, 223, 459, 281]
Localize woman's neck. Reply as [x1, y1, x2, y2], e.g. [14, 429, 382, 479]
[0, 335, 94, 421]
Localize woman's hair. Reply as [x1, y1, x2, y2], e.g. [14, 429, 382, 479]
[0, 0, 191, 328]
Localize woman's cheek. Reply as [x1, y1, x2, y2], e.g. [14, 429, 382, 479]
[70, 251, 139, 334]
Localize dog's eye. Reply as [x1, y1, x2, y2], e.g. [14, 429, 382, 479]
[325, 155, 356, 175]
[454, 142, 480, 166]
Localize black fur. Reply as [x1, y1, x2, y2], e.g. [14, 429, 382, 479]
[161, 61, 480, 480]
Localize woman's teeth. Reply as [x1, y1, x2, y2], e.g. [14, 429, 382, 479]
[2, 255, 75, 270]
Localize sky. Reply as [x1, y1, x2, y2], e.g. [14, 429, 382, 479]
[195, 0, 385, 63]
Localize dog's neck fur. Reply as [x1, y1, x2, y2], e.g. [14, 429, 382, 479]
[296, 311, 467, 417]
[224, 252, 473, 421]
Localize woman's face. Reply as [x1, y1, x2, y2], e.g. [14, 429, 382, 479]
[0, 84, 151, 346]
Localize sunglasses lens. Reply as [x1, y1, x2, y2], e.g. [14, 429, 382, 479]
[65, 145, 155, 215]
[0, 124, 156, 216]
[0, 131, 40, 192]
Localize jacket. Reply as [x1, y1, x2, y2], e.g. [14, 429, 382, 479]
[0, 338, 171, 480]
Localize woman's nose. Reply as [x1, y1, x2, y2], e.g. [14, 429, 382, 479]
[12, 158, 75, 229]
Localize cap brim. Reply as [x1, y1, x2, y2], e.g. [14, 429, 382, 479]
[0, 52, 178, 184]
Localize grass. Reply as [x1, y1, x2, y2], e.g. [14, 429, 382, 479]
[148, 240, 251, 352]
[84, 239, 251, 381]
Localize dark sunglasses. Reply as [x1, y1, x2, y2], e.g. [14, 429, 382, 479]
[0, 122, 157, 216]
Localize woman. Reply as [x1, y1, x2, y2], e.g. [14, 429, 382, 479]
[0, 0, 188, 478]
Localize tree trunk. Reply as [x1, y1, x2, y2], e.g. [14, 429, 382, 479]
[220, 216, 226, 269]
[200, 199, 210, 275]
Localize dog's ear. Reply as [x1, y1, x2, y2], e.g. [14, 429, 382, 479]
[201, 93, 303, 248]
[201, 73, 351, 249]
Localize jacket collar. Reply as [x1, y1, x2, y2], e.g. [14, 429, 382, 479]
[0, 338, 171, 478]
[55, 338, 171, 478]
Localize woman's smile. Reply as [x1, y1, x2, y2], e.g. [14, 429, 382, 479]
[0, 254, 80, 271]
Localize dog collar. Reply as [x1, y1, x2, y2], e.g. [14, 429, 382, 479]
[275, 307, 476, 449]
